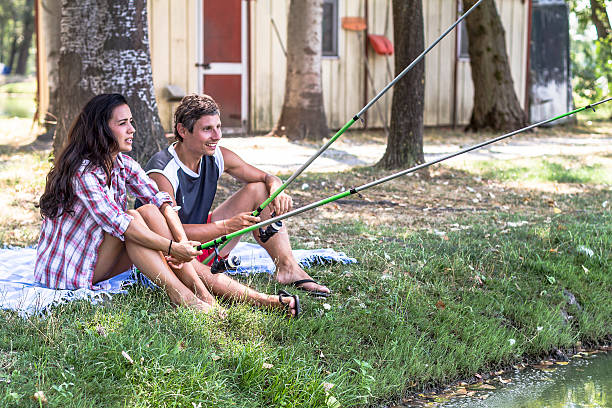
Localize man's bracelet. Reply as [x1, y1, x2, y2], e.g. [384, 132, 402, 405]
[167, 240, 173, 256]
[222, 220, 228, 235]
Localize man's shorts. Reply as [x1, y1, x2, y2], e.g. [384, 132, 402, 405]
[196, 213, 227, 266]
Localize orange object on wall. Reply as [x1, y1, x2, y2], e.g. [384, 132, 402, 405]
[367, 34, 394, 55]
[341, 17, 367, 31]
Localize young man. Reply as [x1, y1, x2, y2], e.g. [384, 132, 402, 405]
[143, 94, 330, 297]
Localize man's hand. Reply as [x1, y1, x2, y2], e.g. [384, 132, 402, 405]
[265, 174, 293, 215]
[225, 212, 261, 233]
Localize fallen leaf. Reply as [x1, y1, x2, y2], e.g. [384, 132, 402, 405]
[435, 300, 446, 310]
[555, 361, 569, 365]
[122, 350, 134, 365]
[211, 353, 221, 361]
[474, 384, 496, 390]
[553, 207, 562, 214]
[32, 391, 47, 404]
[96, 325, 107, 337]
[262, 363, 274, 369]
[321, 382, 335, 392]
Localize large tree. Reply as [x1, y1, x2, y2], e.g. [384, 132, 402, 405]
[377, 0, 424, 170]
[55, 0, 165, 164]
[462, 0, 527, 131]
[269, 0, 329, 141]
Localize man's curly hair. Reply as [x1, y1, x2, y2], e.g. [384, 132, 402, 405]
[173, 94, 220, 142]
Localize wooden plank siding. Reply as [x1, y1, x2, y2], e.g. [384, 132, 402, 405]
[147, 0, 198, 131]
[248, 0, 529, 132]
[36, 0, 530, 132]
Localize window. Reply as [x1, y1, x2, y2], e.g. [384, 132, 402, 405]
[458, 21, 470, 59]
[457, 3, 470, 60]
[322, 0, 339, 57]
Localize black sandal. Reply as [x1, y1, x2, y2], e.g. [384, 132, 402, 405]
[278, 289, 301, 318]
[290, 279, 331, 298]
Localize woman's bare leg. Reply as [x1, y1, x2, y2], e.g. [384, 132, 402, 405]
[92, 212, 212, 312]
[136, 204, 216, 305]
[138, 204, 296, 315]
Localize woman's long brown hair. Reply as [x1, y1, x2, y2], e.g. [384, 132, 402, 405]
[39, 94, 128, 218]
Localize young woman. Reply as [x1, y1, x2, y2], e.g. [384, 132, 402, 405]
[35, 94, 299, 316]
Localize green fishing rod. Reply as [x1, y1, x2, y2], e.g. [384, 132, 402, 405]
[198, 97, 611, 259]
[203, 0, 486, 264]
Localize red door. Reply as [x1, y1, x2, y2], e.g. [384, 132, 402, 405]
[202, 0, 244, 129]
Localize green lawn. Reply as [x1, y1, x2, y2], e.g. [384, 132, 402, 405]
[0, 116, 610, 407]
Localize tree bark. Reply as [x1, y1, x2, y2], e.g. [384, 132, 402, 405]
[462, 0, 527, 131]
[7, 34, 18, 74]
[269, 0, 329, 141]
[589, 0, 611, 41]
[41, 0, 61, 137]
[15, 0, 34, 75]
[377, 0, 424, 170]
[55, 0, 164, 164]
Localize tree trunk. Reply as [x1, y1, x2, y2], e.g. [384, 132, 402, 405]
[462, 0, 527, 131]
[269, 0, 329, 141]
[377, 0, 424, 170]
[15, 0, 34, 75]
[7, 34, 18, 74]
[589, 0, 611, 41]
[55, 0, 165, 165]
[41, 0, 62, 137]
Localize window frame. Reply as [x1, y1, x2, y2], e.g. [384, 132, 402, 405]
[322, 0, 340, 58]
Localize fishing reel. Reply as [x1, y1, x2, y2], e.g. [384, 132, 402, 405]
[210, 246, 241, 274]
[259, 213, 283, 243]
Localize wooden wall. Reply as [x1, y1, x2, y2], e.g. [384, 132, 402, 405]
[249, 0, 530, 131]
[147, 0, 198, 131]
[36, 0, 530, 132]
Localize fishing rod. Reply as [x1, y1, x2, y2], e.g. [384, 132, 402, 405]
[198, 97, 612, 264]
[203, 0, 486, 264]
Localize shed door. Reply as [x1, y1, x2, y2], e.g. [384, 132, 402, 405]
[202, 0, 246, 129]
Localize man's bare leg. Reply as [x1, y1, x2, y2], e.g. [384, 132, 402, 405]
[138, 203, 298, 315]
[211, 182, 330, 295]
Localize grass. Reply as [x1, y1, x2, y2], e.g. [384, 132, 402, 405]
[0, 116, 610, 407]
[0, 78, 36, 119]
[459, 156, 612, 185]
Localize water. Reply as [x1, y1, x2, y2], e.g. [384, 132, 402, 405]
[436, 351, 611, 408]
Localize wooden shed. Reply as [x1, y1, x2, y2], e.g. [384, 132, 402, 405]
[37, 0, 533, 133]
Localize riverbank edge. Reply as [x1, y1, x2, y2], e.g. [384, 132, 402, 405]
[382, 340, 612, 408]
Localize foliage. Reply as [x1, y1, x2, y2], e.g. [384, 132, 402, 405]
[570, 0, 612, 105]
[0, 0, 34, 75]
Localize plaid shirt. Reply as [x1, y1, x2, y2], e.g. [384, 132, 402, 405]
[35, 153, 172, 290]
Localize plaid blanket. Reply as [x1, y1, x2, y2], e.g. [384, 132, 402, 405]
[0, 243, 356, 317]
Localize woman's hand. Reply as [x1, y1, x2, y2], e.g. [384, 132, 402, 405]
[169, 240, 202, 262]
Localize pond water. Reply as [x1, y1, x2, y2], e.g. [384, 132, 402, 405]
[434, 351, 611, 408]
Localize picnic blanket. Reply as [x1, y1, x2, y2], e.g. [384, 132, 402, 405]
[0, 243, 356, 317]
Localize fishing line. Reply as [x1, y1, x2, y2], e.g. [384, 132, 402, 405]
[203, 0, 486, 263]
[197, 97, 611, 254]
